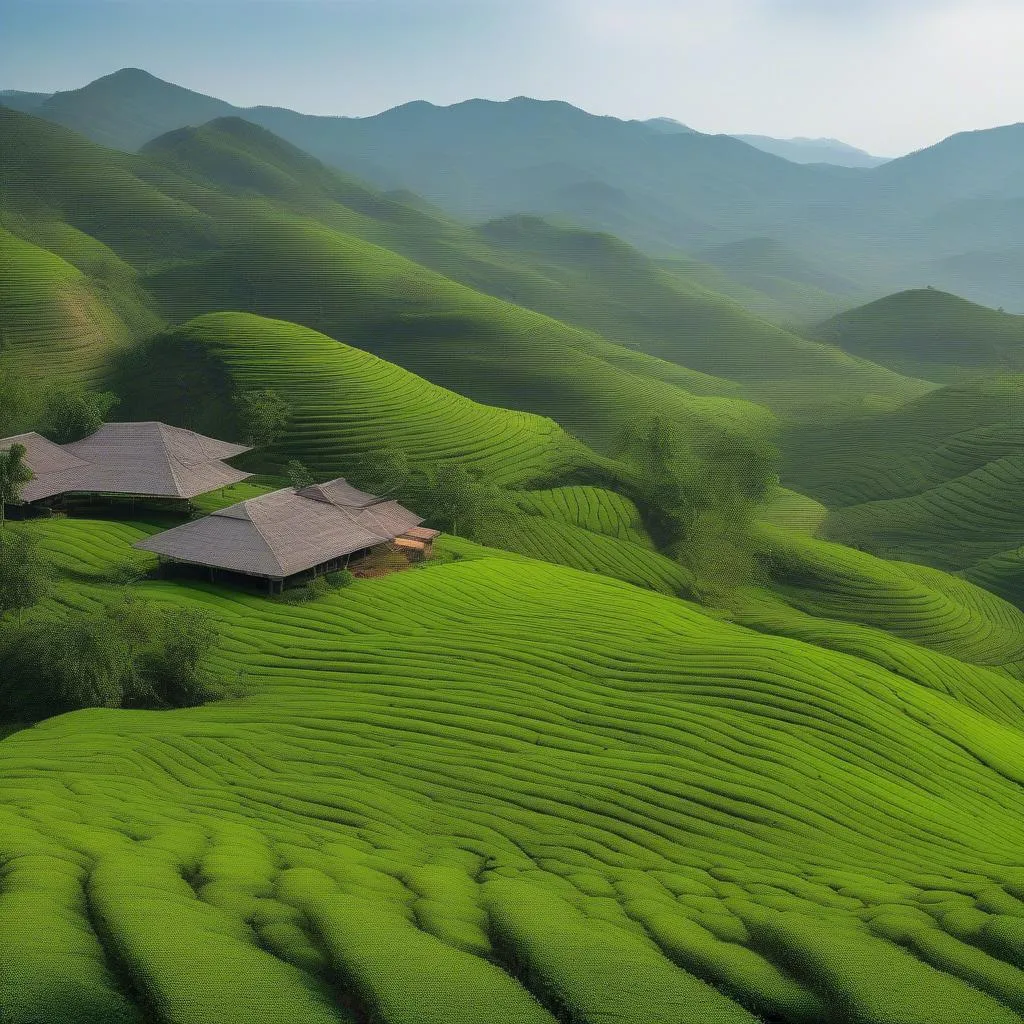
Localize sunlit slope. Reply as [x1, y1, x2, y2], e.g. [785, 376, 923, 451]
[0, 109, 769, 446]
[143, 207, 768, 446]
[5, 517, 1024, 1023]
[0, 227, 132, 385]
[123, 312, 606, 487]
[731, 526, 1024, 729]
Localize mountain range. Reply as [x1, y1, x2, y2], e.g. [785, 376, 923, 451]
[6, 68, 1023, 312]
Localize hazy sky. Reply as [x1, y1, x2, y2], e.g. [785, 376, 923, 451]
[3, 0, 1022, 155]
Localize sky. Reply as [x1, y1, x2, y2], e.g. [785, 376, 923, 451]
[3, 0, 1022, 156]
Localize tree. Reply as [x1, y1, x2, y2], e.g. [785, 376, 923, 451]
[350, 444, 409, 496]
[0, 360, 39, 439]
[40, 386, 119, 444]
[0, 595, 222, 719]
[286, 459, 315, 490]
[0, 443, 33, 539]
[234, 390, 291, 448]
[614, 414, 778, 594]
[0, 530, 49, 620]
[408, 462, 508, 537]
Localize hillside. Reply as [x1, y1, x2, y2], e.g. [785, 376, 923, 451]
[119, 312, 609, 488]
[13, 68, 1024, 311]
[135, 119, 928, 421]
[815, 288, 1024, 379]
[783, 376, 1024, 601]
[7, 63, 1024, 1024]
[5, 514, 1024, 1022]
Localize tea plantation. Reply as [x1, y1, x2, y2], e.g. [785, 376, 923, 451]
[4, 94, 1024, 1024]
[3, 516, 1024, 1023]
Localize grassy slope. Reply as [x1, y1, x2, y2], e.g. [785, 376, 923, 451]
[0, 227, 135, 387]
[4, 515, 1024, 1022]
[784, 377, 1024, 595]
[125, 312, 607, 487]
[815, 288, 1024, 380]
[140, 119, 929, 422]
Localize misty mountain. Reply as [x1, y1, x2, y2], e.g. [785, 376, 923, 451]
[7, 67, 1024, 311]
[0, 89, 51, 114]
[732, 134, 889, 168]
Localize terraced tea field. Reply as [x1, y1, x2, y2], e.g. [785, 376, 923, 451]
[153, 312, 609, 486]
[5, 516, 1024, 1023]
[0, 227, 130, 385]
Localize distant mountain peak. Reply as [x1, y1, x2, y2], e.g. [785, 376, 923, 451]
[732, 133, 888, 168]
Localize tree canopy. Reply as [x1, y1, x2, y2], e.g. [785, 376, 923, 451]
[234, 389, 291, 448]
[40, 386, 119, 444]
[0, 442, 34, 535]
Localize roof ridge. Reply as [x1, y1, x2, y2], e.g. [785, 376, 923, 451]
[235, 494, 289, 575]
[340, 500, 393, 543]
[155, 421, 188, 497]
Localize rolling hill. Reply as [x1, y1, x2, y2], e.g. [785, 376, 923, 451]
[12, 67, 1024, 311]
[6, 67, 1024, 1024]
[815, 288, 1024, 380]
[783, 376, 1024, 604]
[4, 512, 1024, 1021]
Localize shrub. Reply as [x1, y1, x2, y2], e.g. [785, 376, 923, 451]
[0, 594, 221, 719]
[286, 459, 314, 490]
[234, 389, 291, 448]
[325, 568, 355, 588]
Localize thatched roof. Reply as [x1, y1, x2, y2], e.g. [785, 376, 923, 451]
[0, 423, 251, 501]
[135, 477, 426, 579]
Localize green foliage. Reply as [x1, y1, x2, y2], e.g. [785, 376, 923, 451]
[325, 568, 355, 588]
[285, 459, 314, 490]
[615, 414, 778, 593]
[0, 529, 49, 618]
[0, 358, 39, 438]
[0, 594, 221, 718]
[407, 462, 511, 537]
[39, 385, 118, 444]
[0, 442, 34, 532]
[349, 444, 409, 496]
[234, 388, 291, 448]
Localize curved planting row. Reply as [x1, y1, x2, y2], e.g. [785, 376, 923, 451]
[827, 453, 1024, 571]
[167, 312, 609, 487]
[514, 485, 653, 546]
[476, 513, 692, 596]
[757, 526, 1024, 668]
[3, 518, 1024, 1020]
[0, 227, 129, 386]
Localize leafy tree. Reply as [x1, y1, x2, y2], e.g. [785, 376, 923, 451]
[0, 442, 33, 539]
[408, 461, 511, 538]
[0, 361, 38, 439]
[350, 444, 410, 496]
[286, 459, 315, 490]
[0, 595, 222, 719]
[0, 530, 49, 620]
[615, 414, 778, 594]
[40, 386, 119, 444]
[234, 389, 291, 448]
